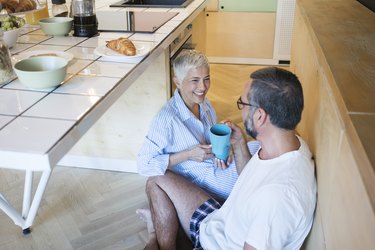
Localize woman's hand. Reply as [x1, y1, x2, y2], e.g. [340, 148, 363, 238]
[214, 151, 233, 169]
[187, 144, 214, 162]
[169, 144, 213, 168]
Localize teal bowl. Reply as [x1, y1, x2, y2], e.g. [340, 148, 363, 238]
[39, 17, 73, 36]
[14, 56, 68, 89]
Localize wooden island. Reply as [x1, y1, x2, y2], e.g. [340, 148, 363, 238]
[291, 0, 375, 249]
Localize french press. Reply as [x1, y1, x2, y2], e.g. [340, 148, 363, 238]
[72, 0, 98, 37]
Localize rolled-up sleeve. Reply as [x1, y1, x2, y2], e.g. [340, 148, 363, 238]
[137, 115, 171, 176]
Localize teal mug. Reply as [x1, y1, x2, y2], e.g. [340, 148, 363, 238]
[209, 124, 232, 161]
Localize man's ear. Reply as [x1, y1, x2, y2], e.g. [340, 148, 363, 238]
[255, 108, 267, 126]
[173, 76, 180, 88]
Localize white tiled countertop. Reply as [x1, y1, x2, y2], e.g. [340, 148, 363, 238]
[0, 0, 207, 171]
[0, 0, 208, 232]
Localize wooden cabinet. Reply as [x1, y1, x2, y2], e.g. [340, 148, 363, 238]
[204, 0, 296, 63]
[192, 9, 207, 53]
[325, 135, 375, 249]
[291, 2, 375, 249]
[205, 11, 276, 59]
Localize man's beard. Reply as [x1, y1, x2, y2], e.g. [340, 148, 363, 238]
[245, 118, 258, 139]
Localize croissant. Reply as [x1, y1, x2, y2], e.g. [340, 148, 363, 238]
[15, 0, 37, 12]
[0, 0, 19, 13]
[106, 37, 136, 56]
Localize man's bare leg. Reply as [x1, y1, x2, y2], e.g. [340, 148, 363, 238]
[147, 171, 212, 240]
[145, 176, 180, 250]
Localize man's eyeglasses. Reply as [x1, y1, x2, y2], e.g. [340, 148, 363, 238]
[237, 97, 258, 110]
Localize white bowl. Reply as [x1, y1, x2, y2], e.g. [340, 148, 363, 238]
[39, 17, 73, 36]
[14, 56, 68, 89]
[3, 28, 22, 48]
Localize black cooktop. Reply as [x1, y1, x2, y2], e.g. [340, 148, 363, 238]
[110, 0, 193, 8]
[357, 0, 375, 12]
[97, 11, 178, 33]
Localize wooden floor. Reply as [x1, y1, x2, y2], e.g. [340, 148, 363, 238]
[0, 64, 277, 249]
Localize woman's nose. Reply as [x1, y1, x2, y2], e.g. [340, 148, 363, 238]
[198, 79, 206, 90]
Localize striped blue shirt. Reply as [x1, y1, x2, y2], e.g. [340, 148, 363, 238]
[137, 89, 238, 201]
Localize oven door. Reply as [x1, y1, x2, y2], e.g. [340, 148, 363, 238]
[169, 25, 194, 98]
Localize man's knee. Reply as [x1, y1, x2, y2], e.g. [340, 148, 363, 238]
[145, 176, 159, 194]
[145, 171, 181, 195]
[145, 174, 169, 192]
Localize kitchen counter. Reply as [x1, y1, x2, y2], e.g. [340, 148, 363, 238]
[296, 0, 375, 206]
[0, 0, 208, 232]
[291, 0, 375, 248]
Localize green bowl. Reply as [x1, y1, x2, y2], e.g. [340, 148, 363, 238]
[14, 56, 68, 89]
[39, 17, 73, 36]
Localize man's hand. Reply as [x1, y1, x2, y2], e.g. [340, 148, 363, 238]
[220, 120, 251, 175]
[223, 120, 245, 145]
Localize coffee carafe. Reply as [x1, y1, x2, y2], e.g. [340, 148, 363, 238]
[72, 0, 98, 37]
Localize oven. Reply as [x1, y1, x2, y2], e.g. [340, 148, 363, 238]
[169, 23, 194, 97]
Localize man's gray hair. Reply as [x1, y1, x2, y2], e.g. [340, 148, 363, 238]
[173, 50, 209, 83]
[249, 67, 304, 130]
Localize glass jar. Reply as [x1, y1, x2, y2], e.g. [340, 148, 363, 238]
[52, 0, 69, 17]
[25, 0, 49, 25]
[0, 30, 15, 86]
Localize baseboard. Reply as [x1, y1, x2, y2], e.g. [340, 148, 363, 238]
[57, 154, 138, 173]
[207, 57, 280, 65]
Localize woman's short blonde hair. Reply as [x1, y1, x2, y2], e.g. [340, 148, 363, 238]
[173, 50, 209, 83]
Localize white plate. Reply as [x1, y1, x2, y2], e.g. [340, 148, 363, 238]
[94, 42, 151, 63]
[12, 50, 74, 64]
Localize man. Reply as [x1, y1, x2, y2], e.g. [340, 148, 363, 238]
[140, 67, 317, 249]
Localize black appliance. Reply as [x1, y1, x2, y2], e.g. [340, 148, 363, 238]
[72, 0, 98, 37]
[109, 0, 193, 8]
[357, 0, 375, 12]
[169, 23, 194, 97]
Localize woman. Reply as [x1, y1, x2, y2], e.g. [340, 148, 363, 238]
[137, 50, 238, 201]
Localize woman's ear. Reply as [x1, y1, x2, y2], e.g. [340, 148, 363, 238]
[173, 76, 180, 88]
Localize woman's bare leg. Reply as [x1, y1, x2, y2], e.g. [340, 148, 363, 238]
[143, 232, 159, 250]
[136, 208, 159, 250]
[137, 208, 192, 249]
[136, 208, 155, 234]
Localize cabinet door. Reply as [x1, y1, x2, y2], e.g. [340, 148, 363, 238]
[205, 11, 276, 58]
[324, 135, 375, 249]
[206, 0, 218, 11]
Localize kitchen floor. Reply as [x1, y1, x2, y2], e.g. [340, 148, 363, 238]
[0, 64, 285, 249]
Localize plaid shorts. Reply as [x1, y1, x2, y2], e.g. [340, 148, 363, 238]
[190, 198, 221, 250]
